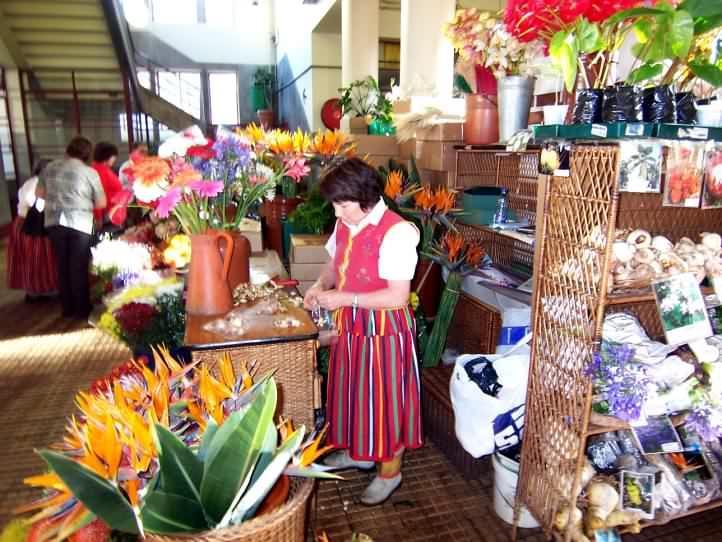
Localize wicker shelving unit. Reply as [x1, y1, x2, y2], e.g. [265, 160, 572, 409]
[514, 143, 722, 540]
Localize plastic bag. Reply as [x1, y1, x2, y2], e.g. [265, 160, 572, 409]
[572, 88, 604, 124]
[675, 92, 697, 124]
[450, 334, 531, 458]
[642, 85, 676, 123]
[602, 85, 642, 123]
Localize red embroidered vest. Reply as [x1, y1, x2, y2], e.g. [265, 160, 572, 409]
[333, 209, 406, 293]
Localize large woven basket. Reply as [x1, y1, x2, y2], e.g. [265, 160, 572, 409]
[144, 478, 314, 542]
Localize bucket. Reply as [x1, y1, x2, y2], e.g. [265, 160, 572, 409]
[497, 76, 535, 142]
[492, 453, 539, 528]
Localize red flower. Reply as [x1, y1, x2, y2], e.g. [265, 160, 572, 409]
[114, 302, 158, 335]
[187, 138, 215, 160]
[69, 519, 111, 542]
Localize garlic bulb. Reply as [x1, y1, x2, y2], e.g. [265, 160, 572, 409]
[612, 241, 635, 263]
[633, 247, 655, 265]
[651, 235, 673, 253]
[627, 229, 651, 248]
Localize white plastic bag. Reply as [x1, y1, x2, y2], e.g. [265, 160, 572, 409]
[450, 334, 531, 458]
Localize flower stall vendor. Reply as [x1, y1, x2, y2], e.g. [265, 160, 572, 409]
[303, 157, 423, 505]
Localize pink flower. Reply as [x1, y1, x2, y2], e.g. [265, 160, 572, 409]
[109, 189, 134, 225]
[283, 157, 310, 182]
[190, 180, 224, 198]
[156, 187, 183, 218]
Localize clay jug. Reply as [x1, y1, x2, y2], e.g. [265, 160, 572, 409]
[186, 231, 234, 316]
[262, 195, 300, 256]
[225, 231, 251, 290]
[464, 94, 499, 145]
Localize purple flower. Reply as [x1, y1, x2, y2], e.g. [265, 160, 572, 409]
[686, 407, 722, 442]
[213, 135, 251, 167]
[190, 180, 224, 198]
[156, 187, 183, 218]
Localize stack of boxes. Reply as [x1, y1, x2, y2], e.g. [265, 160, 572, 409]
[289, 234, 330, 295]
[349, 133, 400, 169]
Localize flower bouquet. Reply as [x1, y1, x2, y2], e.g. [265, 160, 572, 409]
[422, 231, 489, 367]
[19, 349, 337, 541]
[90, 238, 154, 300]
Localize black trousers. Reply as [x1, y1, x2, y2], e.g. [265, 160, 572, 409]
[48, 225, 92, 318]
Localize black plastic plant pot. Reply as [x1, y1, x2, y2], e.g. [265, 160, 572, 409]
[675, 92, 697, 124]
[602, 85, 642, 123]
[642, 85, 676, 123]
[572, 88, 604, 124]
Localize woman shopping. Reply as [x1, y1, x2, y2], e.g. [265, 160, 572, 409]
[37, 136, 106, 319]
[303, 158, 423, 505]
[6, 159, 57, 301]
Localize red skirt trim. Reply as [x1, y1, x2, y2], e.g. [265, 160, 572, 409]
[6, 217, 59, 294]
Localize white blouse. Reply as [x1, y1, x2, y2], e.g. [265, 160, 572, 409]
[17, 176, 44, 218]
[325, 199, 420, 281]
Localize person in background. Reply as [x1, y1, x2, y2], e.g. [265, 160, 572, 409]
[6, 159, 57, 301]
[118, 142, 148, 189]
[303, 157, 423, 506]
[91, 141, 124, 232]
[37, 136, 106, 319]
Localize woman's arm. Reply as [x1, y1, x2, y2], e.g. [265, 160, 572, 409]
[303, 259, 336, 308]
[315, 279, 410, 311]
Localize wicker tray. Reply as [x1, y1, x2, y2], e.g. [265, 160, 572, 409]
[145, 478, 314, 542]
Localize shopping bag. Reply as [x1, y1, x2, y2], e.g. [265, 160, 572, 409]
[449, 333, 531, 458]
[22, 203, 46, 237]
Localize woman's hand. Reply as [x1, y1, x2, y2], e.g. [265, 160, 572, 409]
[303, 283, 324, 309]
[316, 289, 352, 311]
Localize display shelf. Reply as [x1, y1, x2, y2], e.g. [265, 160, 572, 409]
[514, 143, 722, 542]
[624, 498, 722, 532]
[586, 412, 688, 437]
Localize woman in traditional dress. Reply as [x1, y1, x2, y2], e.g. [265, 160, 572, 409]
[304, 157, 423, 505]
[6, 159, 57, 301]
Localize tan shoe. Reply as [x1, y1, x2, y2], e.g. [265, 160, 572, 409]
[324, 450, 374, 470]
[360, 474, 402, 505]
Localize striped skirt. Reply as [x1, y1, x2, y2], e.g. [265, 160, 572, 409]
[327, 305, 423, 462]
[6, 217, 58, 295]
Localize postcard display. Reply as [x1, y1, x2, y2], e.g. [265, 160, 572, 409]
[514, 143, 722, 541]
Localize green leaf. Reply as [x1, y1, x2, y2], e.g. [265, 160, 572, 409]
[645, 32, 668, 63]
[576, 19, 602, 53]
[694, 13, 722, 35]
[669, 9, 694, 59]
[38, 450, 139, 534]
[141, 491, 209, 534]
[679, 0, 722, 18]
[197, 419, 218, 462]
[604, 6, 668, 26]
[689, 61, 722, 87]
[155, 425, 204, 502]
[453, 74, 473, 94]
[632, 19, 653, 44]
[229, 427, 305, 525]
[627, 63, 664, 84]
[200, 378, 278, 523]
[549, 32, 577, 92]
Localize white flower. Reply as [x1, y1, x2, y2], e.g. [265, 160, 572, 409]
[92, 239, 152, 274]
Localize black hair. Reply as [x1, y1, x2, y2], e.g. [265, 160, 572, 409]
[65, 136, 93, 163]
[319, 157, 382, 211]
[32, 158, 52, 176]
[93, 141, 119, 163]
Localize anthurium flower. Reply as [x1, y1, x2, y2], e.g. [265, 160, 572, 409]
[108, 189, 134, 226]
[189, 180, 224, 198]
[284, 157, 310, 182]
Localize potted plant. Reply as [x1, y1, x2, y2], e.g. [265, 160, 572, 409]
[253, 67, 276, 129]
[19, 350, 337, 541]
[338, 76, 395, 135]
[284, 186, 335, 259]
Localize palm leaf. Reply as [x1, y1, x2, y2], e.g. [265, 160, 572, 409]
[140, 491, 209, 534]
[154, 425, 204, 503]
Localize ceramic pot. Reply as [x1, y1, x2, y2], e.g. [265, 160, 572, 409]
[224, 231, 251, 290]
[464, 94, 498, 145]
[263, 195, 301, 257]
[367, 118, 396, 135]
[497, 76, 535, 142]
[186, 230, 234, 316]
[411, 257, 442, 319]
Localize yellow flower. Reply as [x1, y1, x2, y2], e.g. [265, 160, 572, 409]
[98, 312, 121, 338]
[409, 292, 420, 310]
[311, 130, 352, 157]
[244, 123, 265, 145]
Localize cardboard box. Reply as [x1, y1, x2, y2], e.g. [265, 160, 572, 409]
[290, 234, 330, 264]
[350, 134, 400, 157]
[349, 117, 368, 135]
[393, 99, 411, 115]
[418, 167, 455, 189]
[416, 122, 463, 142]
[416, 140, 459, 172]
[398, 138, 418, 160]
[238, 218, 263, 252]
[290, 261, 326, 281]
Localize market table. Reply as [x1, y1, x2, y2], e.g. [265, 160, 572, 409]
[185, 250, 320, 430]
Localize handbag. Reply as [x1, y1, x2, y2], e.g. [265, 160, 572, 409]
[22, 202, 46, 237]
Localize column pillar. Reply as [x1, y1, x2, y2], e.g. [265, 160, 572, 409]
[400, 0, 455, 97]
[341, 0, 379, 87]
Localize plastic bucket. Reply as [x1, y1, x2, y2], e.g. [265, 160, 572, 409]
[492, 453, 539, 528]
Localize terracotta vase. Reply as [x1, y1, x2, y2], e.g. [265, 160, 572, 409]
[464, 94, 499, 145]
[263, 195, 301, 257]
[224, 231, 251, 290]
[411, 257, 442, 319]
[186, 230, 234, 316]
[257, 108, 274, 129]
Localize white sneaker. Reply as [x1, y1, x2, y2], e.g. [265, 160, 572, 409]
[360, 474, 402, 505]
[324, 450, 374, 470]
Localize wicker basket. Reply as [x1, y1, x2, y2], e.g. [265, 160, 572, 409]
[144, 478, 314, 542]
[447, 293, 502, 356]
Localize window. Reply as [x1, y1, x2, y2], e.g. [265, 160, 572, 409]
[205, 0, 233, 27]
[209, 72, 239, 126]
[157, 71, 202, 120]
[151, 0, 196, 24]
[137, 69, 151, 90]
